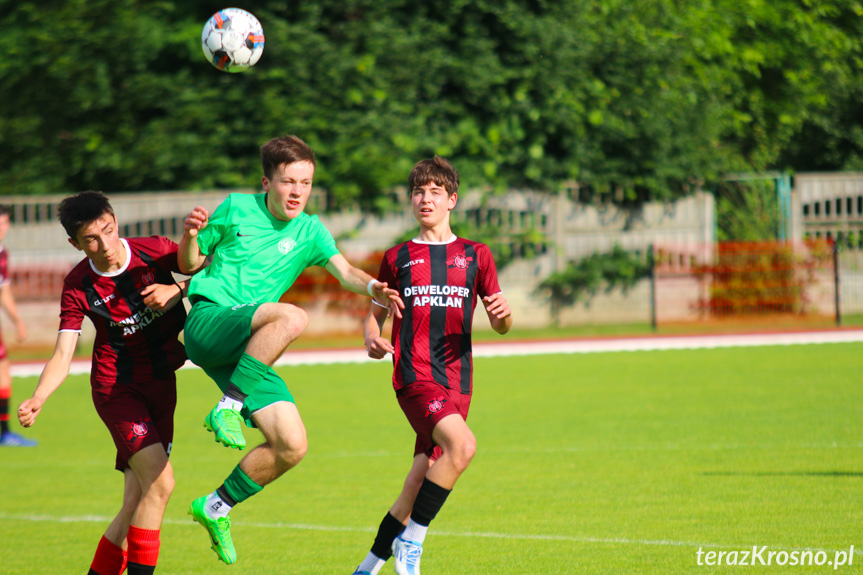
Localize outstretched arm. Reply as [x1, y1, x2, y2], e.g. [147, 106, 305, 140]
[325, 254, 405, 318]
[483, 292, 512, 335]
[178, 206, 210, 275]
[17, 331, 78, 428]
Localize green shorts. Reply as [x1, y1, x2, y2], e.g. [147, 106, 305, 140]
[185, 299, 295, 427]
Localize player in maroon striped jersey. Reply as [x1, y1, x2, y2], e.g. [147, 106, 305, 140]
[351, 157, 512, 575]
[0, 205, 33, 447]
[18, 191, 188, 575]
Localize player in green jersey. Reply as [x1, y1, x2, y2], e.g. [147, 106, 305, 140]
[178, 135, 403, 564]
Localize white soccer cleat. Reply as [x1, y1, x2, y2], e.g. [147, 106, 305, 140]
[392, 536, 422, 575]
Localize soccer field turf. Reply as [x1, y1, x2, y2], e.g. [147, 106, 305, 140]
[1, 343, 860, 574]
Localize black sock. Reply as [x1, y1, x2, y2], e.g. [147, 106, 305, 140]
[371, 512, 406, 559]
[0, 420, 8, 434]
[216, 485, 238, 507]
[127, 563, 155, 575]
[411, 478, 451, 526]
[224, 383, 248, 403]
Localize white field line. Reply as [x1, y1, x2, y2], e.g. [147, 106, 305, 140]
[0, 512, 858, 556]
[12, 329, 863, 378]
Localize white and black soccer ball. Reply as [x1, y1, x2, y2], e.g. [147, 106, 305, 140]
[201, 8, 265, 73]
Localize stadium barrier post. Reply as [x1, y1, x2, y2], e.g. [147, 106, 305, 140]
[833, 240, 841, 326]
[649, 243, 657, 331]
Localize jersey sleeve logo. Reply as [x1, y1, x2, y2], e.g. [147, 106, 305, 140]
[448, 254, 472, 270]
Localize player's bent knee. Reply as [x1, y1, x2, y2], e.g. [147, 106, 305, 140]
[293, 444, 308, 466]
[272, 427, 308, 468]
[286, 304, 309, 336]
[159, 471, 176, 497]
[146, 469, 175, 504]
[257, 302, 308, 334]
[464, 439, 477, 463]
[268, 304, 308, 343]
[276, 442, 307, 468]
[450, 439, 476, 473]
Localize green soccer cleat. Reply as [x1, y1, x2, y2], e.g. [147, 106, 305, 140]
[204, 405, 246, 450]
[189, 495, 238, 564]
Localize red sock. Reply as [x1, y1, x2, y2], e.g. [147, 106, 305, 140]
[89, 535, 127, 575]
[127, 525, 160, 568]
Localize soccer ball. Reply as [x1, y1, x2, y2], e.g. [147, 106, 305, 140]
[201, 8, 265, 73]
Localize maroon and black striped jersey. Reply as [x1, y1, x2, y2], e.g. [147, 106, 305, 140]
[377, 237, 502, 395]
[59, 236, 187, 391]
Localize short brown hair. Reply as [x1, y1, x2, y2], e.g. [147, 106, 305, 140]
[261, 135, 316, 180]
[408, 156, 459, 196]
[57, 191, 115, 239]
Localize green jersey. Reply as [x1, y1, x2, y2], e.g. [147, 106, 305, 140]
[188, 193, 339, 306]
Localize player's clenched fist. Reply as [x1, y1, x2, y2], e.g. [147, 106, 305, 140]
[184, 206, 209, 238]
[482, 293, 511, 319]
[364, 334, 395, 360]
[142, 283, 184, 312]
[17, 397, 43, 428]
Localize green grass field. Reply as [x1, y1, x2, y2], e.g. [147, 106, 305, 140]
[1, 343, 861, 574]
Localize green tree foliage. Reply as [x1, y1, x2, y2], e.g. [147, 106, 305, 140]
[535, 244, 651, 322]
[1, 1, 862, 205]
[715, 179, 782, 241]
[771, 2, 863, 171]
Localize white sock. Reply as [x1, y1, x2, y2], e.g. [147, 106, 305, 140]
[401, 518, 428, 544]
[217, 395, 243, 412]
[357, 552, 386, 574]
[204, 490, 232, 519]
